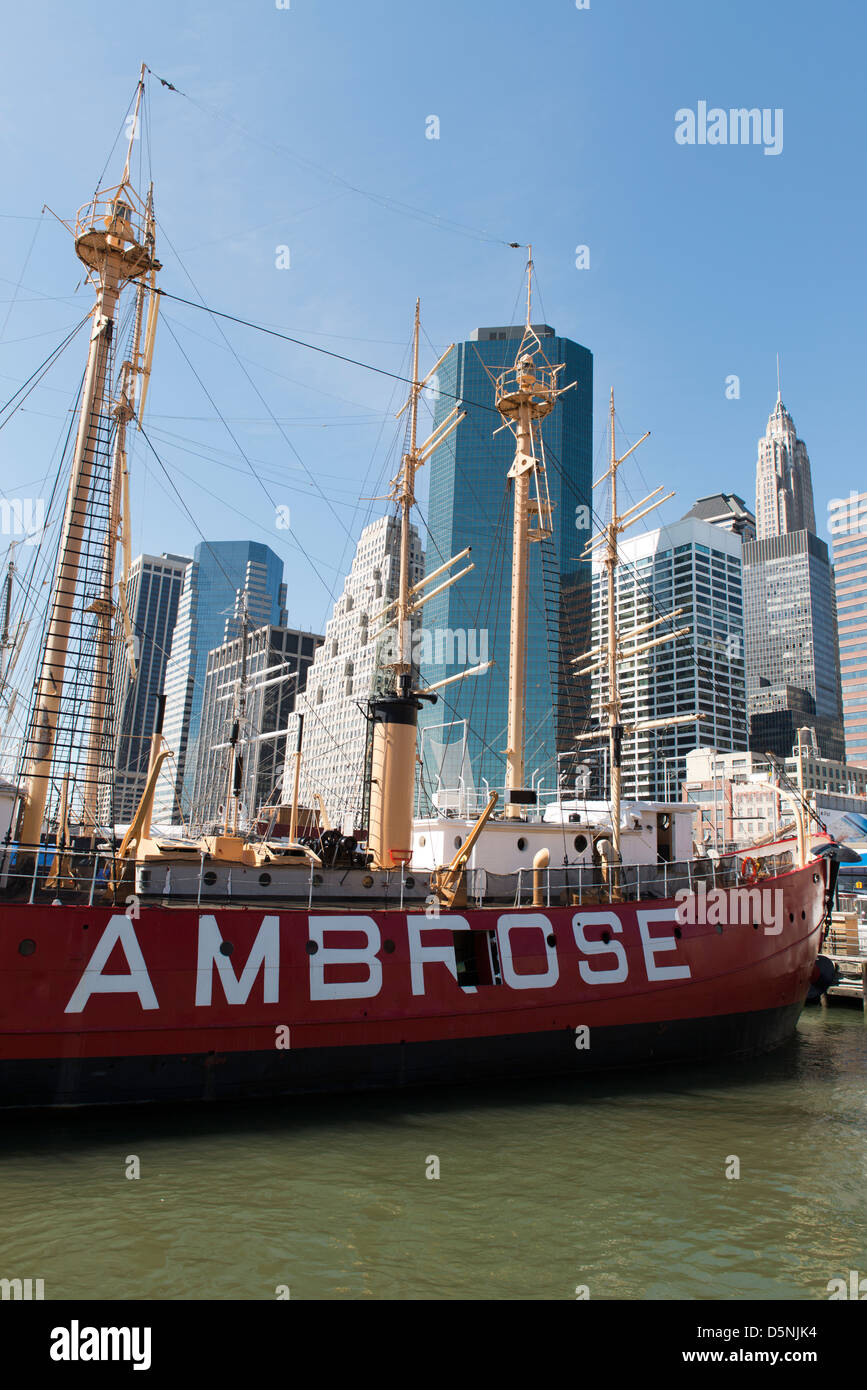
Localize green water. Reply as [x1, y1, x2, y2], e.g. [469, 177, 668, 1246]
[1, 1009, 865, 1300]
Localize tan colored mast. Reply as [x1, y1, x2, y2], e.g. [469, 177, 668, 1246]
[604, 392, 623, 859]
[80, 246, 152, 833]
[18, 66, 159, 853]
[494, 250, 567, 821]
[367, 304, 465, 868]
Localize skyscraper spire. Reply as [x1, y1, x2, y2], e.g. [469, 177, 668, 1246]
[755, 384, 816, 540]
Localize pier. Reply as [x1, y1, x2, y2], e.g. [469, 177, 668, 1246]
[821, 899, 867, 1007]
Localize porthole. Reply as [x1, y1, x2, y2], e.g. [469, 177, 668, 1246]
[405, 876, 415, 889]
[305, 940, 319, 954]
[418, 836, 427, 848]
[362, 874, 373, 888]
[674, 927, 682, 939]
[517, 837, 527, 851]
[601, 930, 611, 945]
[546, 933, 557, 947]
[18, 939, 36, 956]
[258, 873, 272, 887]
[203, 871, 217, 886]
[313, 874, 323, 887]
[454, 836, 463, 850]
[219, 940, 234, 957]
[574, 834, 588, 853]
[384, 940, 396, 953]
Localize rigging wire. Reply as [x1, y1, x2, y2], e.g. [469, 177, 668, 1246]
[144, 67, 523, 250]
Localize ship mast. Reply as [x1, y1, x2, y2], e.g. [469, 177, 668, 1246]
[367, 303, 465, 867]
[494, 251, 571, 820]
[576, 394, 706, 862]
[17, 65, 160, 855]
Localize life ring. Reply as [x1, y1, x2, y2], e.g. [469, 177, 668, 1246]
[740, 856, 759, 884]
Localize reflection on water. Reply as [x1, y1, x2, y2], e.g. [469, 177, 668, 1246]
[1, 1010, 865, 1300]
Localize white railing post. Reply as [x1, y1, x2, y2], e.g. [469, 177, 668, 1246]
[28, 846, 40, 905]
[197, 852, 205, 907]
[308, 858, 315, 910]
[88, 853, 99, 906]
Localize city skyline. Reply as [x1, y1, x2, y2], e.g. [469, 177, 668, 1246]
[1, 1, 863, 645]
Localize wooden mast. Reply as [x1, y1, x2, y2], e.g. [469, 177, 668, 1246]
[575, 396, 713, 864]
[367, 304, 465, 868]
[18, 65, 160, 855]
[494, 250, 570, 820]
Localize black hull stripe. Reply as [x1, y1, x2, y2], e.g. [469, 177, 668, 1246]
[0, 1002, 804, 1108]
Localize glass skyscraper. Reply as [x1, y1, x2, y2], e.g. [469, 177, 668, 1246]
[744, 531, 845, 761]
[417, 324, 592, 810]
[112, 552, 190, 822]
[155, 540, 286, 822]
[831, 491, 867, 765]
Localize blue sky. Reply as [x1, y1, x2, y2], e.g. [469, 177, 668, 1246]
[1, 0, 864, 636]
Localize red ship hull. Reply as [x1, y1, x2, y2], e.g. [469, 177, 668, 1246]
[0, 860, 829, 1107]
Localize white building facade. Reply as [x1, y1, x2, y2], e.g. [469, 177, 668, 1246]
[590, 516, 747, 803]
[288, 514, 423, 832]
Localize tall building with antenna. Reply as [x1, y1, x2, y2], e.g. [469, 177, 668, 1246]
[744, 383, 844, 761]
[755, 382, 816, 541]
[154, 540, 286, 823]
[417, 322, 593, 809]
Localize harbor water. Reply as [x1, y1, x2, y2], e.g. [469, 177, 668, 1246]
[1, 1007, 865, 1301]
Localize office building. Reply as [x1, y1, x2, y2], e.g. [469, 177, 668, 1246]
[112, 552, 189, 823]
[681, 493, 756, 542]
[191, 622, 321, 827]
[830, 490, 867, 765]
[417, 323, 593, 810]
[155, 541, 286, 822]
[755, 391, 816, 540]
[683, 743, 867, 850]
[589, 516, 747, 803]
[745, 390, 845, 761]
[743, 530, 845, 761]
[292, 514, 422, 830]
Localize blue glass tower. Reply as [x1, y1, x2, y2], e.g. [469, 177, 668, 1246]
[156, 540, 286, 821]
[418, 324, 593, 810]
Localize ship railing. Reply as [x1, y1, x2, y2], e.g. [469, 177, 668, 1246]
[0, 841, 121, 906]
[497, 856, 753, 909]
